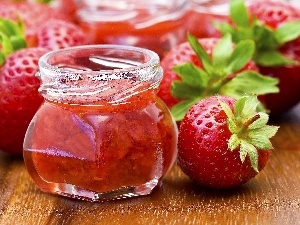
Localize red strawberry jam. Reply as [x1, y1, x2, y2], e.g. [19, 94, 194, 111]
[23, 45, 178, 201]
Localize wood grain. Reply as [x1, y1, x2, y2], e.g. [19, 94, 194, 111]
[0, 104, 299, 225]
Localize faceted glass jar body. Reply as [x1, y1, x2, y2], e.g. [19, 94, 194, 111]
[23, 45, 178, 202]
[72, 0, 188, 58]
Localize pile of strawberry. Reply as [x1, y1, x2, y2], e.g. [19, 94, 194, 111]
[215, 0, 300, 116]
[157, 0, 300, 189]
[0, 1, 86, 155]
[0, 0, 296, 190]
[158, 32, 279, 189]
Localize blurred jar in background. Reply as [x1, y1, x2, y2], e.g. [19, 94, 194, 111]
[56, 0, 79, 22]
[287, 0, 300, 8]
[186, 0, 230, 38]
[59, 0, 189, 58]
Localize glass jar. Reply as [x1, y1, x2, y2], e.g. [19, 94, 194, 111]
[23, 45, 178, 202]
[186, 0, 230, 38]
[71, 0, 188, 58]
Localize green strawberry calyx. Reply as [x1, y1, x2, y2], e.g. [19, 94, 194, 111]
[219, 95, 279, 172]
[0, 17, 27, 65]
[215, 0, 300, 67]
[35, 0, 53, 4]
[170, 33, 279, 121]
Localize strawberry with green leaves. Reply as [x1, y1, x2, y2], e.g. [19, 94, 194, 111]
[178, 95, 278, 189]
[0, 18, 48, 155]
[158, 33, 279, 121]
[0, 1, 68, 46]
[0, 15, 84, 155]
[215, 0, 300, 115]
[0, 1, 85, 50]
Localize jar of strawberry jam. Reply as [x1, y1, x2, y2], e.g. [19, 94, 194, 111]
[23, 45, 178, 202]
[72, 0, 188, 58]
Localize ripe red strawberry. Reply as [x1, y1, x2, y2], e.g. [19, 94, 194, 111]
[0, 47, 49, 155]
[216, 0, 300, 115]
[0, 11, 85, 155]
[158, 36, 260, 108]
[0, 1, 68, 47]
[0, 1, 67, 29]
[247, 0, 300, 29]
[177, 95, 278, 188]
[36, 19, 86, 50]
[158, 34, 279, 121]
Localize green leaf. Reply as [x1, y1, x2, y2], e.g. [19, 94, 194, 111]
[239, 141, 249, 162]
[275, 21, 300, 44]
[248, 123, 279, 150]
[228, 134, 240, 151]
[264, 125, 279, 138]
[0, 18, 27, 66]
[215, 0, 300, 68]
[219, 99, 235, 119]
[252, 23, 279, 50]
[0, 52, 5, 65]
[220, 95, 279, 172]
[219, 99, 237, 134]
[0, 18, 25, 37]
[0, 32, 14, 57]
[213, 21, 235, 36]
[240, 140, 259, 172]
[226, 39, 255, 74]
[233, 95, 247, 119]
[221, 71, 279, 99]
[241, 95, 259, 122]
[35, 0, 53, 3]
[10, 36, 27, 51]
[171, 99, 199, 121]
[230, 0, 249, 27]
[250, 125, 279, 139]
[255, 50, 296, 66]
[187, 33, 213, 73]
[212, 33, 233, 70]
[173, 62, 209, 88]
[248, 134, 273, 150]
[171, 81, 200, 100]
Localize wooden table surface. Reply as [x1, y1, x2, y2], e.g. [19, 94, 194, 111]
[0, 104, 299, 225]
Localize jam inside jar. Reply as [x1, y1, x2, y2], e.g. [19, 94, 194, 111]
[23, 45, 178, 202]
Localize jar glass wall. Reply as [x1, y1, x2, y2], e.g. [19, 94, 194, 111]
[70, 0, 188, 58]
[23, 45, 178, 202]
[186, 0, 230, 38]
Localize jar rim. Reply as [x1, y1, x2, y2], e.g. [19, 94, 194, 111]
[37, 44, 163, 104]
[39, 44, 160, 74]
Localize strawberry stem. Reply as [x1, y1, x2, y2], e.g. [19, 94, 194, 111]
[220, 96, 279, 172]
[244, 114, 260, 127]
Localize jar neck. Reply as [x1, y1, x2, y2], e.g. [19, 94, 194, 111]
[37, 45, 162, 105]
